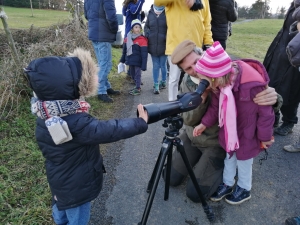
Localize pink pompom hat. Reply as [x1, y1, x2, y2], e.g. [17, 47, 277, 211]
[195, 41, 232, 78]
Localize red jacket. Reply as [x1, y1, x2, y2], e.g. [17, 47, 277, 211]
[120, 35, 148, 71]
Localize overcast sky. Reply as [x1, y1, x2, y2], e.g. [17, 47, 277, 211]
[115, 0, 292, 14]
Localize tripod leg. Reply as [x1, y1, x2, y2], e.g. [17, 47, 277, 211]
[175, 139, 215, 222]
[139, 140, 172, 225]
[147, 150, 163, 193]
[164, 141, 173, 200]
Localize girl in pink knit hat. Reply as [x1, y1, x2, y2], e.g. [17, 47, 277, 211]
[193, 41, 275, 205]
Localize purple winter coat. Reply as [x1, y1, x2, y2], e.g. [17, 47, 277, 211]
[201, 59, 275, 160]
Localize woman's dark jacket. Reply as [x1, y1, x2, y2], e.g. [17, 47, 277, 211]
[144, 5, 167, 56]
[120, 35, 148, 71]
[84, 0, 118, 42]
[209, 0, 238, 42]
[263, 2, 300, 105]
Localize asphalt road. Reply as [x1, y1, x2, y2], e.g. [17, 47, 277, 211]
[89, 56, 300, 225]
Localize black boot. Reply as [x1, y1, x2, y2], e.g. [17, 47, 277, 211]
[274, 122, 294, 136]
[98, 94, 113, 103]
[107, 88, 120, 95]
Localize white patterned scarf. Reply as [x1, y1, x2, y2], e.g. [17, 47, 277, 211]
[31, 94, 90, 145]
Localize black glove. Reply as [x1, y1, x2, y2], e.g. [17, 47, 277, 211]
[190, 0, 203, 11]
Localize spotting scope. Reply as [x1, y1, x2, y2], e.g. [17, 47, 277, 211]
[138, 79, 209, 124]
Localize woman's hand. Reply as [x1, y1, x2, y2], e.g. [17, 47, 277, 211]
[137, 104, 148, 123]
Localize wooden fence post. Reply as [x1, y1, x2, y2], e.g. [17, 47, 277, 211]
[0, 7, 21, 66]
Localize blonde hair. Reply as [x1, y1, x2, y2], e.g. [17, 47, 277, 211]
[211, 62, 239, 91]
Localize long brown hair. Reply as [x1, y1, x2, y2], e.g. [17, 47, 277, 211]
[123, 0, 137, 7]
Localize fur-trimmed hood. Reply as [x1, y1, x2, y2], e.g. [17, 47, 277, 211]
[25, 48, 98, 100]
[67, 48, 98, 98]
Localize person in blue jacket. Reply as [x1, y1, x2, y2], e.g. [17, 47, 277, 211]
[84, 0, 120, 103]
[122, 0, 145, 38]
[24, 48, 148, 225]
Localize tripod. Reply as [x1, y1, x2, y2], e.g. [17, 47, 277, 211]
[138, 115, 215, 225]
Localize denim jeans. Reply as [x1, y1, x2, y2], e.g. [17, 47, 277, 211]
[151, 55, 167, 84]
[92, 42, 112, 94]
[52, 202, 91, 225]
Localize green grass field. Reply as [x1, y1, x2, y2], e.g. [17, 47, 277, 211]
[0, 6, 70, 29]
[227, 19, 284, 62]
[0, 9, 286, 224]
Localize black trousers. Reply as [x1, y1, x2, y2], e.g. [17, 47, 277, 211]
[276, 102, 299, 124]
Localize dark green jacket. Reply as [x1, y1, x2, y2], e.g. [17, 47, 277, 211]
[179, 74, 220, 148]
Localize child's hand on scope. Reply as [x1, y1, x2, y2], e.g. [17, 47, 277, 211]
[193, 123, 206, 137]
[137, 104, 148, 123]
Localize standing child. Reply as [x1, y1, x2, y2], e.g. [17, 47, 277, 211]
[144, 4, 168, 94]
[193, 41, 275, 205]
[120, 19, 148, 96]
[122, 0, 145, 80]
[24, 48, 148, 225]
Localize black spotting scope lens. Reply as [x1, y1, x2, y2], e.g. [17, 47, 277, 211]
[137, 79, 209, 124]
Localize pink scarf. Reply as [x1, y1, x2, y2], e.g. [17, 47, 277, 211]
[218, 84, 239, 152]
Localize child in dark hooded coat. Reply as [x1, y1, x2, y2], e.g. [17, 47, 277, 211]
[24, 48, 148, 225]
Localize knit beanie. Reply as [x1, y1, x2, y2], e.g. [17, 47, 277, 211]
[131, 19, 142, 29]
[195, 41, 232, 78]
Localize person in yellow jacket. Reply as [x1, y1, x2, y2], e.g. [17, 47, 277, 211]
[154, 0, 213, 101]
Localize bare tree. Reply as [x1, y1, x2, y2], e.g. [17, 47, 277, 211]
[30, 0, 34, 17]
[261, 0, 270, 19]
[0, 7, 20, 66]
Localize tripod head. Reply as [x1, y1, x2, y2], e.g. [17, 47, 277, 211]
[162, 115, 183, 138]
